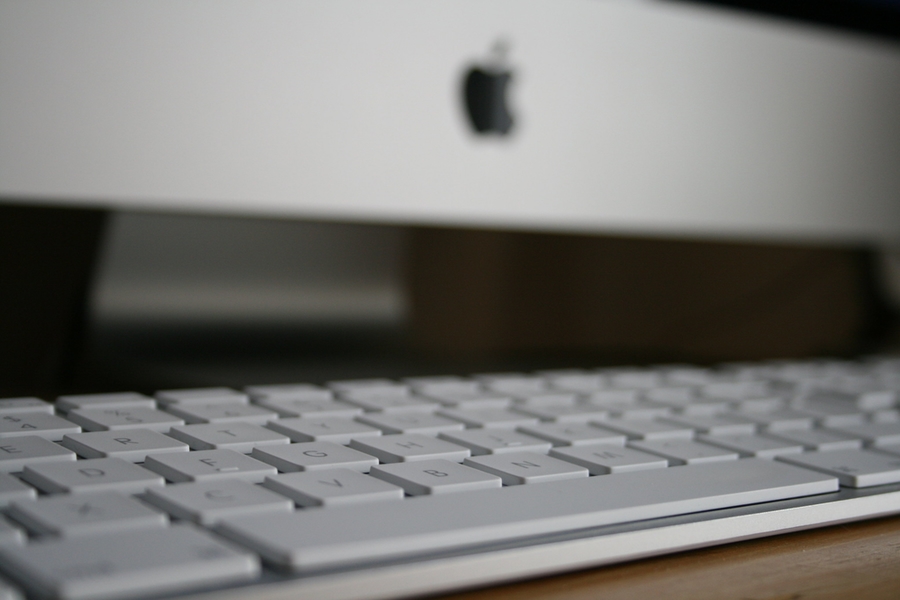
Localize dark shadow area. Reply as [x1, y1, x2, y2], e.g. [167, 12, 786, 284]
[679, 0, 900, 42]
[78, 222, 900, 394]
[0, 203, 107, 397]
[2, 206, 897, 397]
[407, 228, 898, 366]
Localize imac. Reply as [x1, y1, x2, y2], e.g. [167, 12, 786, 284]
[2, 0, 900, 241]
[1, 2, 900, 600]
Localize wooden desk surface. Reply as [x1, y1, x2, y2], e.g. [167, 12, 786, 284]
[441, 516, 900, 600]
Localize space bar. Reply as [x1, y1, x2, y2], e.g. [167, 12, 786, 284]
[216, 458, 837, 572]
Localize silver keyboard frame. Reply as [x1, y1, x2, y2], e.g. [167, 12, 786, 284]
[177, 483, 900, 600]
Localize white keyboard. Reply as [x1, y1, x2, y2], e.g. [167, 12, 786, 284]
[2, 358, 900, 600]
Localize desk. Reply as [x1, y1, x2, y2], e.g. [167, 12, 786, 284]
[442, 516, 900, 600]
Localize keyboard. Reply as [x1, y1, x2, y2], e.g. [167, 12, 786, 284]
[1, 358, 900, 600]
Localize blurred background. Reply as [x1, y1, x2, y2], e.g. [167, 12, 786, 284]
[3, 0, 900, 399]
[3, 205, 896, 398]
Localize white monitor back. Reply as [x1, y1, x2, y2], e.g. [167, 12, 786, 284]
[2, 0, 900, 242]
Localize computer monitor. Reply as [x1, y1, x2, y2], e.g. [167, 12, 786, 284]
[2, 0, 900, 243]
[3, 7, 900, 600]
[2, 0, 900, 397]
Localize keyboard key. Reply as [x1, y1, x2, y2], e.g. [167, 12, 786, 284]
[65, 407, 184, 433]
[337, 385, 412, 400]
[144, 479, 292, 525]
[628, 440, 739, 465]
[827, 422, 900, 447]
[796, 400, 867, 427]
[733, 397, 786, 412]
[805, 388, 896, 410]
[701, 381, 771, 400]
[872, 408, 900, 423]
[599, 401, 672, 420]
[244, 383, 332, 403]
[340, 393, 438, 413]
[7, 491, 167, 537]
[483, 372, 545, 384]
[766, 429, 863, 452]
[61, 429, 189, 462]
[403, 375, 475, 388]
[265, 417, 382, 444]
[510, 391, 579, 407]
[143, 449, 277, 483]
[517, 423, 626, 447]
[437, 408, 540, 429]
[168, 423, 289, 453]
[464, 451, 588, 485]
[254, 399, 362, 419]
[0, 473, 36, 506]
[438, 429, 552, 455]
[512, 404, 609, 423]
[0, 413, 80, 441]
[595, 418, 694, 440]
[697, 434, 804, 459]
[163, 403, 278, 425]
[609, 371, 661, 389]
[642, 386, 696, 403]
[583, 390, 641, 405]
[777, 449, 900, 487]
[660, 415, 757, 436]
[327, 379, 401, 393]
[408, 381, 485, 398]
[355, 413, 464, 435]
[0, 398, 54, 416]
[663, 367, 716, 386]
[0, 436, 76, 473]
[0, 516, 25, 546]
[0, 524, 259, 600]
[218, 458, 836, 572]
[878, 442, 900, 457]
[349, 435, 470, 463]
[262, 469, 404, 507]
[251, 442, 378, 473]
[421, 391, 512, 410]
[536, 369, 594, 378]
[155, 387, 249, 407]
[56, 392, 156, 413]
[370, 459, 502, 495]
[549, 445, 668, 474]
[650, 395, 729, 416]
[547, 374, 606, 393]
[0, 577, 23, 600]
[731, 409, 815, 431]
[487, 381, 549, 396]
[22, 457, 165, 495]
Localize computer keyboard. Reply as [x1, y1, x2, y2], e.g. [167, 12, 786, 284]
[1, 358, 900, 600]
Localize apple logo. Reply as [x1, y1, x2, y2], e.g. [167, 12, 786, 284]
[463, 40, 515, 136]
